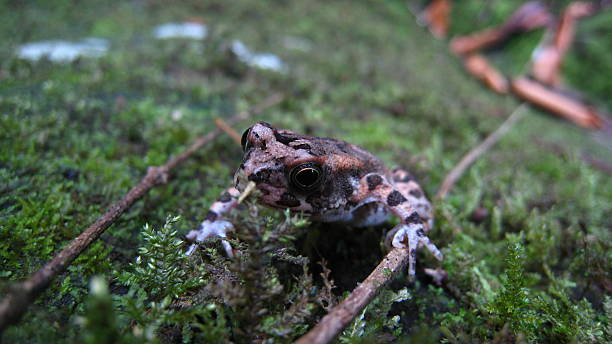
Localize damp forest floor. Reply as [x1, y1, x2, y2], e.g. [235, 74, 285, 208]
[1, 1, 611, 343]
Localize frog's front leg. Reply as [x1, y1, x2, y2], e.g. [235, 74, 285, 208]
[354, 173, 443, 276]
[185, 187, 241, 257]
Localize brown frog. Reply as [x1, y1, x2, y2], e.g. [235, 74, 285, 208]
[186, 122, 442, 276]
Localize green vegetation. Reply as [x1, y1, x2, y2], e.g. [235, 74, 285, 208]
[1, 1, 610, 343]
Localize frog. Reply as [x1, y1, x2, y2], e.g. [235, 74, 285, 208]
[186, 121, 443, 276]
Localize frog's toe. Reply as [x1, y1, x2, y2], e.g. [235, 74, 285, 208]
[185, 220, 235, 257]
[384, 226, 400, 249]
[390, 224, 410, 249]
[390, 224, 443, 276]
[390, 224, 419, 276]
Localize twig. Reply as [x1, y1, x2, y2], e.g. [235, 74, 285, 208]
[294, 248, 411, 344]
[0, 93, 283, 333]
[436, 104, 527, 199]
[449, 2, 552, 55]
[533, 137, 612, 175]
[462, 54, 509, 94]
[511, 77, 602, 129]
[531, 2, 596, 87]
[421, 0, 451, 39]
[215, 117, 243, 146]
[295, 104, 526, 344]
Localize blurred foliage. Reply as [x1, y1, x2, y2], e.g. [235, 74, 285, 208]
[0, 0, 610, 343]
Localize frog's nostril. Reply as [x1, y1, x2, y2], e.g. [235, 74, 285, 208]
[258, 138, 267, 150]
[248, 168, 273, 184]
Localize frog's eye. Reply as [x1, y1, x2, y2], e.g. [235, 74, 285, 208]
[241, 128, 251, 152]
[290, 163, 323, 191]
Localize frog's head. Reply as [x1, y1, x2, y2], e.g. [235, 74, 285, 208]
[234, 121, 385, 214]
[233, 121, 327, 212]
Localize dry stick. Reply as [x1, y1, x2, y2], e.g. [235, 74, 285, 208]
[295, 248, 411, 344]
[436, 103, 527, 200]
[295, 104, 527, 344]
[533, 138, 612, 175]
[0, 93, 284, 333]
[215, 117, 243, 146]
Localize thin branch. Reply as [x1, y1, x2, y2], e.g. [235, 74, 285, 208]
[436, 104, 527, 199]
[295, 104, 526, 344]
[0, 93, 283, 333]
[294, 248, 411, 344]
[533, 137, 612, 175]
[215, 117, 243, 146]
[511, 77, 602, 129]
[449, 2, 551, 55]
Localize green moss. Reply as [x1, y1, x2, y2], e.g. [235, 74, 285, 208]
[488, 243, 539, 340]
[79, 277, 121, 344]
[1, 0, 610, 342]
[116, 216, 204, 300]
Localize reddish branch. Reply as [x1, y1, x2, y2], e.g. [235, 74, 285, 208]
[450, 1, 551, 55]
[421, 0, 452, 38]
[511, 77, 602, 129]
[0, 93, 283, 333]
[462, 54, 509, 94]
[531, 2, 596, 86]
[295, 248, 411, 344]
[214, 117, 243, 146]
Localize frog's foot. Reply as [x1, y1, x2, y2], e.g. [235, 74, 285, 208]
[387, 224, 443, 276]
[185, 220, 234, 257]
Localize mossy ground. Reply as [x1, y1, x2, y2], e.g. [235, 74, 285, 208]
[1, 1, 610, 343]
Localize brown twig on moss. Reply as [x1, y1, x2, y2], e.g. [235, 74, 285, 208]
[450, 2, 552, 55]
[215, 117, 243, 146]
[533, 137, 612, 175]
[531, 2, 596, 87]
[0, 93, 284, 333]
[295, 248, 411, 344]
[511, 77, 602, 129]
[462, 54, 509, 94]
[295, 104, 526, 344]
[436, 104, 527, 199]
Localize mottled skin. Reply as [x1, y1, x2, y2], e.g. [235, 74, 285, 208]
[186, 122, 442, 276]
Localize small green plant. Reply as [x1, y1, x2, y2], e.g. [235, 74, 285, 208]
[111, 216, 207, 342]
[116, 215, 204, 300]
[77, 276, 121, 344]
[488, 243, 540, 339]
